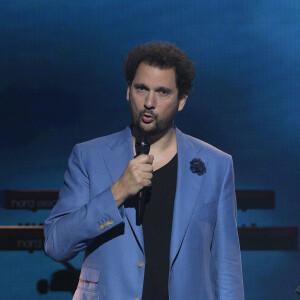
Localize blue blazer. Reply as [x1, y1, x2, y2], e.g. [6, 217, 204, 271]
[44, 127, 244, 300]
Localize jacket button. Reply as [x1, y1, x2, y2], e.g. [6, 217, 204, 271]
[99, 225, 104, 230]
[134, 298, 139, 300]
[138, 261, 144, 268]
[107, 220, 113, 225]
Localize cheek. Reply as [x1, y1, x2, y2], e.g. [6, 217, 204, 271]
[131, 99, 141, 112]
[129, 98, 142, 117]
[160, 102, 179, 116]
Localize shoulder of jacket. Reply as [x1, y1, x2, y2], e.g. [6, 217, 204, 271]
[180, 131, 232, 161]
[73, 128, 129, 153]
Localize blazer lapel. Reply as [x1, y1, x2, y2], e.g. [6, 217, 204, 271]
[101, 126, 208, 260]
[169, 128, 208, 269]
[101, 127, 144, 253]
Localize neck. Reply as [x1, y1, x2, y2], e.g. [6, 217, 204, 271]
[131, 125, 177, 155]
[149, 126, 176, 152]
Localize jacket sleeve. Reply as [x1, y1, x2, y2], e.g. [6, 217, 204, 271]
[44, 144, 125, 263]
[211, 157, 245, 299]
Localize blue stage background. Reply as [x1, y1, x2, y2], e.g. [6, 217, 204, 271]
[1, 1, 300, 299]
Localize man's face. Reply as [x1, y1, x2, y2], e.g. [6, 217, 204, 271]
[127, 62, 187, 137]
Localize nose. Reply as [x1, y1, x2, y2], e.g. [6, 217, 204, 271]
[144, 91, 156, 110]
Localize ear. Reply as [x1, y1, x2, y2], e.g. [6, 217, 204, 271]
[126, 86, 130, 101]
[178, 95, 188, 111]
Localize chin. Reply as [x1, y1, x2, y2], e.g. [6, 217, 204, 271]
[135, 120, 156, 132]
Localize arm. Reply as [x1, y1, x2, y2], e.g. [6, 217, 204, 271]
[44, 144, 125, 263]
[211, 157, 244, 299]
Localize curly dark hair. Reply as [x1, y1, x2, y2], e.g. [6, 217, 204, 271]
[124, 41, 196, 99]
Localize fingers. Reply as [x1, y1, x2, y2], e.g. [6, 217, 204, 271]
[141, 179, 152, 188]
[141, 169, 153, 178]
[112, 154, 154, 205]
[135, 154, 154, 164]
[131, 155, 154, 173]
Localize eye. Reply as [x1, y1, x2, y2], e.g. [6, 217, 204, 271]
[135, 86, 146, 93]
[159, 89, 169, 96]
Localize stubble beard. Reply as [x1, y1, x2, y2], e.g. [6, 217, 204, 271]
[129, 101, 178, 138]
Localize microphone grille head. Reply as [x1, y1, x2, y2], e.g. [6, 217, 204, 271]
[135, 131, 150, 155]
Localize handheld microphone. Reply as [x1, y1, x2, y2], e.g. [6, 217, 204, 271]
[135, 130, 150, 224]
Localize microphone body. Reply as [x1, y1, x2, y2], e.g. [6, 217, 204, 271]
[135, 131, 150, 224]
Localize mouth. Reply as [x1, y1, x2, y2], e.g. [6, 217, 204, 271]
[141, 113, 154, 124]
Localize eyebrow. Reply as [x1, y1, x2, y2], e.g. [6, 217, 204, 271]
[156, 87, 172, 94]
[134, 83, 149, 91]
[133, 83, 173, 94]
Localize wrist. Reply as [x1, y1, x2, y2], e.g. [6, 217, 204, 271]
[111, 181, 126, 207]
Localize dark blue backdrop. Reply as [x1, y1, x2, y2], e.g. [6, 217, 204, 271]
[1, 1, 300, 299]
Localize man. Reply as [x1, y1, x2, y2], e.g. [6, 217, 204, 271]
[44, 42, 244, 300]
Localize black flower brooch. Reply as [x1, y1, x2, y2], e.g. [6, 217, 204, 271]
[190, 158, 206, 176]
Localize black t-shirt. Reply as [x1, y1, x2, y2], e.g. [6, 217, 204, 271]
[142, 154, 178, 300]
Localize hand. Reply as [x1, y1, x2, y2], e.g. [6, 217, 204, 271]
[111, 154, 154, 207]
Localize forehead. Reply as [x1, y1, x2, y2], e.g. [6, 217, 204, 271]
[133, 62, 177, 88]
